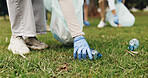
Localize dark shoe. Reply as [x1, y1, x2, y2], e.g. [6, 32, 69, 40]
[25, 37, 48, 50]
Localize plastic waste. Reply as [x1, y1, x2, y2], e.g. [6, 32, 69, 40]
[129, 39, 140, 51]
[91, 49, 102, 59]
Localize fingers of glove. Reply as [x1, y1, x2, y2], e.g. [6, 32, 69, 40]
[82, 49, 87, 59]
[86, 48, 93, 60]
[74, 47, 78, 59]
[78, 47, 83, 60]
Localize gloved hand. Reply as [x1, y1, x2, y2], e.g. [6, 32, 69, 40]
[113, 15, 119, 25]
[74, 36, 93, 60]
[118, 0, 123, 2]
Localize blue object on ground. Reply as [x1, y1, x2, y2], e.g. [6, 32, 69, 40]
[97, 53, 102, 58]
[91, 49, 102, 59]
[129, 39, 140, 51]
[129, 45, 134, 51]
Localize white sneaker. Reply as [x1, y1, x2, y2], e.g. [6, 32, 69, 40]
[97, 20, 107, 28]
[8, 35, 30, 55]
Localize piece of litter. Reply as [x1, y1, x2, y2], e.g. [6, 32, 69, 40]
[19, 54, 26, 58]
[124, 49, 135, 56]
[131, 51, 139, 54]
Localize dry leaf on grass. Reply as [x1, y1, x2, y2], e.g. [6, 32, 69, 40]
[56, 63, 69, 72]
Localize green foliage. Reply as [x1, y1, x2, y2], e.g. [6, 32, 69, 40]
[125, 0, 148, 10]
[0, 12, 148, 77]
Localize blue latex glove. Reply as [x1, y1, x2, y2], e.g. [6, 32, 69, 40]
[113, 15, 119, 25]
[118, 0, 123, 2]
[74, 36, 93, 60]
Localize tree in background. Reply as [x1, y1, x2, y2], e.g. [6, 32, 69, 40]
[135, 0, 148, 10]
[125, 0, 148, 10]
[0, 0, 8, 20]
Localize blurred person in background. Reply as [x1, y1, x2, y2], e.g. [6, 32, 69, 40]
[97, 0, 125, 28]
[83, 0, 90, 26]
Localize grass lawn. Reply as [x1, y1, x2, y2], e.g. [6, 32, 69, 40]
[0, 12, 147, 77]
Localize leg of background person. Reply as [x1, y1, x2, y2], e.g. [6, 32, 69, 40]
[32, 0, 46, 35]
[58, 0, 84, 37]
[99, 0, 106, 22]
[84, 2, 88, 21]
[84, 5, 88, 21]
[84, 0, 90, 26]
[97, 0, 107, 28]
